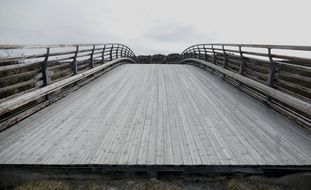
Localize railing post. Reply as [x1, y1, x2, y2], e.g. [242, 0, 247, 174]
[72, 46, 78, 75]
[267, 48, 276, 87]
[222, 45, 227, 68]
[198, 46, 201, 59]
[211, 45, 216, 65]
[239, 46, 245, 75]
[204, 46, 207, 61]
[193, 47, 196, 58]
[101, 45, 106, 64]
[266, 48, 276, 102]
[90, 45, 95, 68]
[110, 45, 114, 61]
[221, 45, 227, 78]
[120, 47, 124, 57]
[115, 45, 119, 59]
[42, 48, 50, 86]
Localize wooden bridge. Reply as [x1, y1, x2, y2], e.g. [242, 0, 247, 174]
[0, 43, 310, 175]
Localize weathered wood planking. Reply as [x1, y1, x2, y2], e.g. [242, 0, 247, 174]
[0, 64, 310, 166]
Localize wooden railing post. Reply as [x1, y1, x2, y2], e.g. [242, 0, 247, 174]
[72, 46, 79, 75]
[120, 47, 124, 57]
[266, 48, 276, 102]
[115, 45, 119, 59]
[90, 45, 95, 68]
[211, 45, 216, 65]
[222, 45, 227, 68]
[110, 45, 113, 61]
[193, 47, 196, 58]
[101, 45, 106, 64]
[204, 46, 207, 61]
[42, 48, 50, 87]
[198, 46, 201, 59]
[239, 46, 245, 75]
[221, 45, 227, 78]
[267, 48, 276, 87]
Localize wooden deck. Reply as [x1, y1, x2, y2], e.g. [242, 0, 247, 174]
[0, 64, 310, 166]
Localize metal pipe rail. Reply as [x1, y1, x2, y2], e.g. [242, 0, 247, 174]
[181, 43, 311, 128]
[0, 43, 136, 100]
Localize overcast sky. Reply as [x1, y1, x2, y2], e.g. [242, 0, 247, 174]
[0, 0, 310, 55]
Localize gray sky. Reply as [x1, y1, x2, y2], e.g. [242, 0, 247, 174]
[0, 0, 310, 55]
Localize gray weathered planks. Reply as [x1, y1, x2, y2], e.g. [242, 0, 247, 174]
[0, 64, 310, 166]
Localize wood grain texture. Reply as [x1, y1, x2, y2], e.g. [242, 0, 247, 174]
[0, 64, 310, 166]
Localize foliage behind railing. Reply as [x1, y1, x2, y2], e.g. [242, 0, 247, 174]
[181, 43, 311, 128]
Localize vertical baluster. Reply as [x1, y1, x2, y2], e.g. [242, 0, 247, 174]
[90, 45, 95, 68]
[120, 47, 124, 57]
[198, 46, 201, 59]
[115, 45, 119, 59]
[239, 46, 245, 75]
[212, 45, 216, 65]
[110, 45, 114, 61]
[42, 48, 50, 86]
[266, 48, 276, 102]
[221, 45, 227, 78]
[204, 46, 207, 61]
[267, 48, 276, 86]
[72, 46, 78, 75]
[193, 47, 196, 58]
[101, 45, 106, 64]
[222, 45, 227, 68]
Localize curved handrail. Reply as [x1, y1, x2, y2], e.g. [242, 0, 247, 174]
[181, 43, 311, 55]
[0, 43, 136, 64]
[180, 43, 311, 127]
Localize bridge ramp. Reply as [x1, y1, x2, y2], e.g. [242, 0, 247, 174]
[0, 64, 310, 166]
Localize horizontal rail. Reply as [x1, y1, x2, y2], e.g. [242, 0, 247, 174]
[180, 43, 311, 128]
[0, 43, 133, 50]
[182, 43, 311, 53]
[0, 43, 135, 64]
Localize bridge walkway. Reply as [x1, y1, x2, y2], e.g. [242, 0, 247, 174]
[0, 64, 310, 166]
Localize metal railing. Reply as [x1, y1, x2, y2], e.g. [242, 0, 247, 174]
[181, 43, 311, 128]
